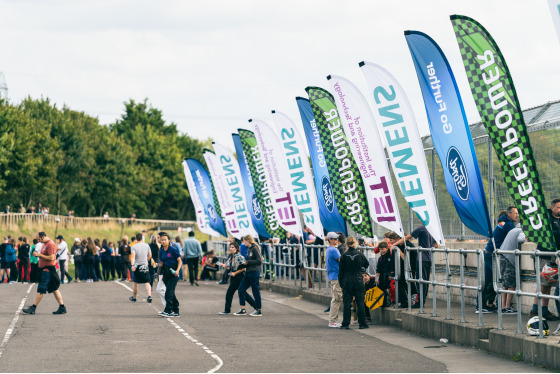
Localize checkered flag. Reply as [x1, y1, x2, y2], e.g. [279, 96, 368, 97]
[451, 15, 554, 250]
[238, 129, 287, 239]
[305, 86, 374, 237]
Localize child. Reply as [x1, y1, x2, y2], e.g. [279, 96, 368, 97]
[375, 242, 395, 303]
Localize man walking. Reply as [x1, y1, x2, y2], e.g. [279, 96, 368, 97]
[22, 232, 66, 315]
[129, 233, 152, 303]
[184, 231, 202, 286]
[158, 232, 182, 317]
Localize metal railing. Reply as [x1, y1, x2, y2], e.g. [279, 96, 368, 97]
[403, 247, 486, 326]
[493, 249, 560, 337]
[212, 240, 560, 337]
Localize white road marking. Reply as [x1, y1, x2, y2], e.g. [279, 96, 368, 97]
[0, 285, 33, 359]
[115, 280, 224, 373]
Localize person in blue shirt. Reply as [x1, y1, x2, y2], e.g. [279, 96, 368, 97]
[157, 232, 182, 317]
[183, 231, 202, 286]
[325, 232, 341, 328]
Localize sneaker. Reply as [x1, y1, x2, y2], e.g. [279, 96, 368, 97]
[543, 312, 560, 321]
[217, 281, 227, 285]
[158, 311, 171, 317]
[169, 312, 180, 317]
[194, 281, 199, 287]
[129, 296, 136, 302]
[250, 309, 262, 317]
[147, 296, 152, 303]
[502, 307, 517, 314]
[22, 305, 36, 315]
[328, 322, 341, 328]
[339, 325, 350, 330]
[52, 305, 67, 315]
[219, 310, 230, 315]
[324, 307, 330, 313]
[68, 277, 73, 283]
[476, 307, 492, 314]
[233, 309, 247, 316]
[358, 324, 369, 329]
[552, 325, 560, 336]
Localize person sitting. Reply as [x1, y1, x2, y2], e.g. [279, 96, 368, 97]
[200, 250, 219, 280]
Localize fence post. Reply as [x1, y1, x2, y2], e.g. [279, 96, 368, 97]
[488, 139, 495, 226]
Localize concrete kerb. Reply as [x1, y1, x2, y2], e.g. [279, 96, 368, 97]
[262, 280, 560, 370]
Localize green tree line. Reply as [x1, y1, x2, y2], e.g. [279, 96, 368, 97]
[0, 97, 210, 220]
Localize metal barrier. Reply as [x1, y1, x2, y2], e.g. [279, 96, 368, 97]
[493, 249, 560, 338]
[404, 247, 486, 326]
[213, 239, 560, 337]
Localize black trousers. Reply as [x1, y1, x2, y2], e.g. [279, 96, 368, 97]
[186, 257, 199, 284]
[74, 258, 83, 280]
[414, 260, 432, 305]
[342, 278, 366, 327]
[163, 271, 179, 313]
[30, 262, 40, 283]
[225, 274, 255, 312]
[101, 258, 111, 280]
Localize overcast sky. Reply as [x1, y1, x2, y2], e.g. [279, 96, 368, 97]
[1, 0, 558, 152]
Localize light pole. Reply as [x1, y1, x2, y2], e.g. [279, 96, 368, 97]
[120, 219, 125, 239]
[54, 217, 61, 238]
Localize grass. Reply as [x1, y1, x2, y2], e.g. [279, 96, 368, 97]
[0, 220, 212, 244]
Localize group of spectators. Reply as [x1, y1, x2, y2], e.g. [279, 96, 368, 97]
[3, 204, 51, 215]
[0, 231, 214, 289]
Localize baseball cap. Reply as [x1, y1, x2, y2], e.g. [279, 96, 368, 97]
[326, 232, 338, 240]
[74, 238, 81, 243]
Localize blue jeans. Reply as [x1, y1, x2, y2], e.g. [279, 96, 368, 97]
[238, 271, 261, 309]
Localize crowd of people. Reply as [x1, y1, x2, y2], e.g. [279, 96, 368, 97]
[3, 198, 559, 335]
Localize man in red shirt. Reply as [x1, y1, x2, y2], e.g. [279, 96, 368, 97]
[22, 232, 66, 315]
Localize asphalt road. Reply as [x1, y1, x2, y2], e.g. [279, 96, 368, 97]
[0, 280, 549, 372]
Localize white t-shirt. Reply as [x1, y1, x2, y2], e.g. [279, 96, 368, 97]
[131, 243, 151, 266]
[57, 241, 68, 260]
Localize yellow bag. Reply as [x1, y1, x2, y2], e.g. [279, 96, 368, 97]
[365, 287, 385, 311]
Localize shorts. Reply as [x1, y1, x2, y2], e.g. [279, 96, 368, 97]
[134, 265, 150, 284]
[37, 266, 60, 294]
[539, 257, 556, 287]
[499, 256, 516, 288]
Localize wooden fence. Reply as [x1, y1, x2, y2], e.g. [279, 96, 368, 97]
[0, 213, 195, 230]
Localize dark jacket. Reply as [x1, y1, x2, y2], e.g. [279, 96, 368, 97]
[338, 247, 369, 289]
[549, 209, 560, 251]
[485, 213, 516, 253]
[245, 243, 262, 273]
[376, 252, 394, 277]
[18, 244, 30, 262]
